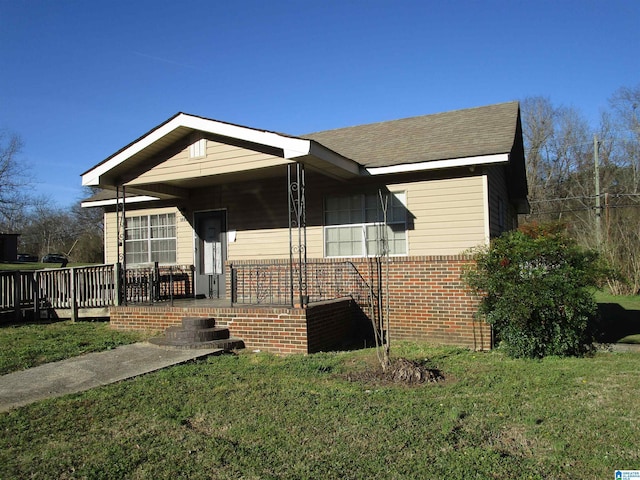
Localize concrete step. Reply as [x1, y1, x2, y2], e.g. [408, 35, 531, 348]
[181, 317, 216, 330]
[165, 326, 230, 343]
[148, 336, 245, 351]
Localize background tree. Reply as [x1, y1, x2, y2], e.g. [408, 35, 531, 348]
[18, 192, 104, 263]
[521, 84, 640, 294]
[69, 189, 104, 263]
[0, 131, 29, 230]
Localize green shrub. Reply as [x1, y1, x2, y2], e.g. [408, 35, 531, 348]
[464, 223, 605, 358]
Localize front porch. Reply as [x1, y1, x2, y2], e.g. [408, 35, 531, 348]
[110, 296, 363, 355]
[111, 255, 491, 354]
[111, 258, 375, 354]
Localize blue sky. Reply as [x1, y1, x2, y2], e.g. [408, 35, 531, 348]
[1, 0, 638, 208]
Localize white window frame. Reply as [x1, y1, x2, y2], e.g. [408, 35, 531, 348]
[125, 213, 177, 265]
[323, 192, 408, 258]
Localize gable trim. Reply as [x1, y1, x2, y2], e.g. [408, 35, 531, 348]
[80, 195, 160, 208]
[82, 113, 314, 187]
[366, 153, 509, 176]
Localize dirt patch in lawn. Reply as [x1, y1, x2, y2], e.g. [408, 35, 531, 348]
[344, 357, 445, 387]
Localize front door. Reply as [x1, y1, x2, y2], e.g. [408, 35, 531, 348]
[194, 211, 227, 298]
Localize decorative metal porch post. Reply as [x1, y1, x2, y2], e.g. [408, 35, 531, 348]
[116, 185, 127, 305]
[288, 163, 307, 307]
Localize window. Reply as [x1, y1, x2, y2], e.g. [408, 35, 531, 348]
[189, 138, 206, 158]
[324, 192, 407, 257]
[125, 213, 176, 265]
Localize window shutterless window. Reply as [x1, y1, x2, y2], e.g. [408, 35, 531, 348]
[324, 192, 407, 257]
[125, 213, 176, 265]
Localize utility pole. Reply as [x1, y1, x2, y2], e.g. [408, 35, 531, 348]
[594, 135, 602, 248]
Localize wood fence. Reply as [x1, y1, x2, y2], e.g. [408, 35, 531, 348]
[0, 264, 119, 322]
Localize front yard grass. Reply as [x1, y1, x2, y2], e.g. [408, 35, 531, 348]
[0, 320, 149, 375]
[1, 339, 638, 479]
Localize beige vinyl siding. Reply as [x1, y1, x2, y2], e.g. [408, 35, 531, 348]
[201, 175, 324, 261]
[104, 206, 191, 265]
[103, 173, 489, 263]
[226, 226, 324, 260]
[389, 176, 487, 255]
[127, 140, 290, 186]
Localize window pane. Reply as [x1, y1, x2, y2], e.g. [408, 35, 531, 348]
[125, 214, 176, 265]
[325, 226, 363, 257]
[389, 193, 407, 223]
[365, 194, 382, 222]
[125, 216, 148, 241]
[388, 224, 407, 255]
[325, 194, 363, 225]
[324, 192, 406, 258]
[151, 238, 176, 263]
[126, 240, 148, 265]
[365, 224, 383, 256]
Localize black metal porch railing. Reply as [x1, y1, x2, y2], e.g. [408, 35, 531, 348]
[123, 264, 194, 305]
[230, 261, 374, 307]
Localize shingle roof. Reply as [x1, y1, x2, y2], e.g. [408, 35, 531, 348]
[302, 101, 520, 168]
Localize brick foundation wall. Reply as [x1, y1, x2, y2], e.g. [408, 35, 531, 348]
[110, 298, 355, 354]
[230, 256, 491, 351]
[305, 298, 358, 353]
[111, 256, 490, 354]
[368, 256, 490, 350]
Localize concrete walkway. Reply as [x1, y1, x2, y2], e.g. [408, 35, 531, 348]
[0, 343, 221, 413]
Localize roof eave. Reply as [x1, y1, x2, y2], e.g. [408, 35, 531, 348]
[365, 153, 510, 176]
[80, 195, 160, 208]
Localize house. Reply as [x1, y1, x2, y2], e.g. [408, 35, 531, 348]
[81, 101, 528, 353]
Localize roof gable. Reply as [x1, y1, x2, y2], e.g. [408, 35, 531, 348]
[81, 102, 527, 210]
[302, 102, 520, 168]
[83, 114, 313, 186]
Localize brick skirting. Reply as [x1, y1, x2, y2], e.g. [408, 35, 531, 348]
[370, 256, 490, 350]
[230, 256, 491, 351]
[111, 255, 490, 354]
[110, 298, 357, 354]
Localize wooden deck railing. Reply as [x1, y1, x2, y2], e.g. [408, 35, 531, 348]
[0, 264, 119, 321]
[0, 263, 195, 321]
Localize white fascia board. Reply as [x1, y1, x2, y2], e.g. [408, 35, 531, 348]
[366, 153, 509, 176]
[80, 195, 159, 208]
[82, 113, 312, 186]
[179, 115, 311, 158]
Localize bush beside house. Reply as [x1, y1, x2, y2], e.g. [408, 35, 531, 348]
[464, 223, 606, 358]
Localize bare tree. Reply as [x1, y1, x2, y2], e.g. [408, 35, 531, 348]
[521, 86, 640, 294]
[521, 97, 593, 237]
[70, 189, 104, 263]
[0, 131, 29, 229]
[602, 85, 640, 293]
[608, 84, 640, 194]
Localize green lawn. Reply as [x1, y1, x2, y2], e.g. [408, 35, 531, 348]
[0, 293, 639, 478]
[0, 328, 639, 478]
[0, 320, 149, 375]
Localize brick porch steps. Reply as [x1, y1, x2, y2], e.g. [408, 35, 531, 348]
[149, 317, 244, 351]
